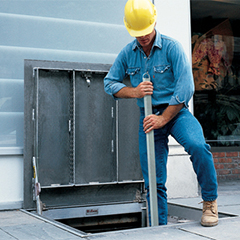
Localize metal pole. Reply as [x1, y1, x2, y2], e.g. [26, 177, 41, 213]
[143, 73, 158, 226]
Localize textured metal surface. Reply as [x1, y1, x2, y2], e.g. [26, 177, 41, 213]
[118, 99, 142, 181]
[75, 71, 116, 184]
[117, 78, 142, 182]
[37, 69, 71, 186]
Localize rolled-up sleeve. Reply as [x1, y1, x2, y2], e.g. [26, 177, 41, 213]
[168, 41, 195, 107]
[104, 50, 128, 99]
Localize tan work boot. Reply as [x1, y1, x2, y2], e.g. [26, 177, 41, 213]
[201, 200, 218, 227]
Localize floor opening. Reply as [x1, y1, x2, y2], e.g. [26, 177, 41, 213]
[26, 203, 237, 235]
[57, 213, 142, 233]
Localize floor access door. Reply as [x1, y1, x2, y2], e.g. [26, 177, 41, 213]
[24, 60, 143, 214]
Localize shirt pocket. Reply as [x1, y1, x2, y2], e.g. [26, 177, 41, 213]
[153, 64, 174, 89]
[126, 67, 141, 87]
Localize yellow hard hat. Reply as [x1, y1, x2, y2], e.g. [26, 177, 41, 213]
[124, 0, 157, 37]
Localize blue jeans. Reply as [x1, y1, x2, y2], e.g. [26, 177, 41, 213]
[139, 106, 218, 225]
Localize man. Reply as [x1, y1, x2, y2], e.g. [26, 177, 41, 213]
[104, 0, 218, 227]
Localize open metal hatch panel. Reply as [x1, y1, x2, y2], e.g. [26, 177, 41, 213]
[24, 60, 146, 232]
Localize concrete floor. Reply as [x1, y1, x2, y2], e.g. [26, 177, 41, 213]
[1, 180, 240, 240]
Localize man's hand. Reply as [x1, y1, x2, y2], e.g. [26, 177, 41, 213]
[143, 114, 167, 133]
[114, 81, 153, 99]
[133, 81, 153, 98]
[143, 104, 184, 133]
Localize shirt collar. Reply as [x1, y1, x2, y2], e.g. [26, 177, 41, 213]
[132, 30, 162, 51]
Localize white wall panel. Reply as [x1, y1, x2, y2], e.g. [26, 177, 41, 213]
[0, 156, 23, 208]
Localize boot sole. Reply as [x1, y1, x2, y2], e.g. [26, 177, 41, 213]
[201, 220, 218, 227]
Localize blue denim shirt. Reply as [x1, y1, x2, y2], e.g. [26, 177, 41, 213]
[104, 30, 194, 108]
